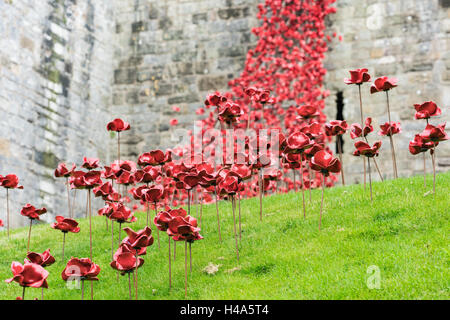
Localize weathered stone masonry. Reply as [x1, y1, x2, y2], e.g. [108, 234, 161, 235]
[0, 0, 449, 228]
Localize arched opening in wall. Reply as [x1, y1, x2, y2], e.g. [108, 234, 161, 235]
[335, 91, 344, 154]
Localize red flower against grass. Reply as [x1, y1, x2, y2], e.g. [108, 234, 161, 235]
[20, 204, 47, 220]
[51, 216, 80, 233]
[61, 258, 100, 281]
[5, 261, 49, 288]
[26, 249, 55, 267]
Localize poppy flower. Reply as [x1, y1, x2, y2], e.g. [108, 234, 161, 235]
[82, 157, 100, 170]
[20, 204, 47, 220]
[110, 244, 144, 275]
[0, 174, 23, 189]
[350, 117, 373, 139]
[296, 105, 319, 119]
[54, 163, 76, 178]
[109, 203, 136, 224]
[138, 150, 171, 167]
[69, 170, 102, 189]
[170, 119, 178, 126]
[419, 123, 449, 143]
[414, 101, 441, 120]
[5, 261, 49, 288]
[284, 132, 312, 154]
[218, 174, 240, 196]
[61, 258, 100, 281]
[205, 92, 227, 107]
[107, 118, 131, 132]
[51, 216, 80, 233]
[244, 86, 258, 97]
[378, 122, 401, 136]
[143, 184, 164, 203]
[409, 134, 435, 155]
[310, 150, 341, 176]
[218, 102, 243, 123]
[325, 120, 349, 136]
[0, 219, 3, 227]
[353, 141, 382, 157]
[344, 68, 371, 85]
[370, 76, 398, 94]
[26, 249, 55, 268]
[92, 181, 115, 198]
[121, 227, 154, 254]
[134, 166, 161, 184]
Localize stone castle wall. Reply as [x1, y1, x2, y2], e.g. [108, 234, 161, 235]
[1, 0, 449, 228]
[324, 0, 450, 183]
[0, 0, 115, 227]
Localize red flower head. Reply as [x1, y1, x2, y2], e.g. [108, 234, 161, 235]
[5, 261, 49, 288]
[218, 174, 240, 196]
[218, 102, 243, 123]
[304, 143, 324, 159]
[116, 170, 135, 186]
[54, 163, 76, 178]
[61, 258, 100, 281]
[370, 76, 398, 94]
[255, 89, 271, 104]
[325, 120, 349, 136]
[350, 117, 373, 139]
[109, 203, 136, 224]
[102, 165, 119, 180]
[167, 216, 203, 242]
[69, 170, 102, 189]
[284, 132, 312, 154]
[378, 122, 401, 136]
[310, 150, 341, 176]
[0, 219, 3, 227]
[353, 141, 382, 157]
[263, 168, 282, 181]
[138, 150, 171, 167]
[143, 184, 164, 203]
[419, 123, 449, 143]
[0, 174, 23, 189]
[229, 164, 252, 181]
[51, 216, 80, 233]
[344, 68, 371, 85]
[414, 101, 441, 120]
[92, 181, 115, 198]
[26, 249, 55, 268]
[121, 227, 154, 254]
[110, 244, 144, 275]
[154, 207, 187, 232]
[409, 134, 435, 155]
[296, 105, 319, 119]
[20, 204, 47, 220]
[134, 166, 161, 184]
[107, 118, 131, 132]
[205, 91, 227, 107]
[244, 86, 258, 97]
[82, 157, 100, 170]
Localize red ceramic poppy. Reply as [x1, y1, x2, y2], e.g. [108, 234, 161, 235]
[81, 157, 100, 170]
[143, 184, 164, 203]
[54, 163, 76, 178]
[378, 122, 401, 136]
[61, 258, 100, 281]
[310, 150, 341, 176]
[92, 181, 115, 198]
[205, 91, 227, 107]
[344, 68, 371, 85]
[414, 101, 441, 120]
[353, 141, 382, 157]
[26, 249, 55, 267]
[110, 244, 144, 275]
[0, 219, 3, 227]
[370, 76, 397, 94]
[134, 166, 161, 184]
[107, 118, 131, 132]
[5, 261, 49, 288]
[296, 105, 319, 119]
[0, 174, 23, 189]
[419, 123, 449, 143]
[51, 216, 80, 233]
[218, 101, 243, 123]
[69, 170, 102, 189]
[109, 203, 136, 224]
[20, 204, 47, 220]
[121, 227, 154, 254]
[284, 132, 312, 154]
[218, 174, 240, 196]
[325, 120, 349, 136]
[409, 134, 435, 155]
[350, 117, 373, 139]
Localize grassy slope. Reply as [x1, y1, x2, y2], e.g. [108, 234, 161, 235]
[0, 172, 448, 300]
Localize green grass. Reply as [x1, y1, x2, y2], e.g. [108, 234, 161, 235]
[0, 172, 449, 300]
